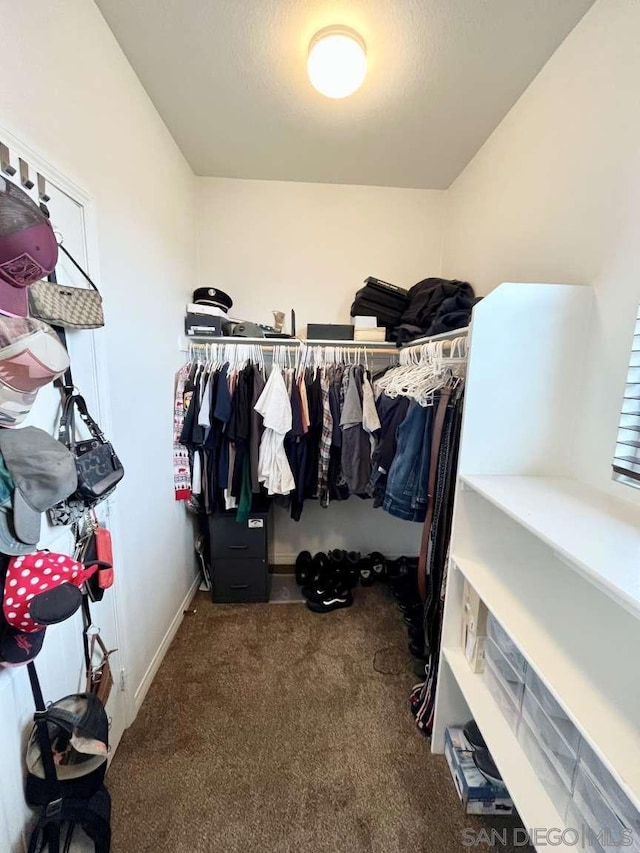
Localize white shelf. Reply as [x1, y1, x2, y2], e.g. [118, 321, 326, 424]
[442, 647, 572, 847]
[451, 550, 640, 808]
[460, 475, 640, 619]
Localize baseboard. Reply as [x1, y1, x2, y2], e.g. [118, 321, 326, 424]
[133, 573, 200, 714]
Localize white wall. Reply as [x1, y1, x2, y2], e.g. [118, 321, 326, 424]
[441, 0, 640, 503]
[197, 177, 445, 559]
[197, 177, 445, 333]
[0, 2, 197, 844]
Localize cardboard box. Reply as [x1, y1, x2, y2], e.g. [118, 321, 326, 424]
[462, 579, 488, 635]
[444, 727, 514, 816]
[462, 579, 488, 673]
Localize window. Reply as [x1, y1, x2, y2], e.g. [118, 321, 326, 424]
[612, 304, 640, 487]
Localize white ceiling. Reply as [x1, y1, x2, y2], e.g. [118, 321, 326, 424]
[95, 0, 594, 189]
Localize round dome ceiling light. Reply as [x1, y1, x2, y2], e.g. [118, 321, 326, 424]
[307, 26, 367, 99]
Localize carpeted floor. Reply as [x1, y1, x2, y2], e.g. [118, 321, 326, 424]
[107, 586, 531, 852]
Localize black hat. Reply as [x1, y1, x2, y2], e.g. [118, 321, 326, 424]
[193, 287, 233, 312]
[0, 619, 45, 666]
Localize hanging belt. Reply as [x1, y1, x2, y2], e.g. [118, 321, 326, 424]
[418, 388, 451, 603]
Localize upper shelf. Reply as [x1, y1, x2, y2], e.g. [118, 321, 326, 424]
[460, 475, 640, 619]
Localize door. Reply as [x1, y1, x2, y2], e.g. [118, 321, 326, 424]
[0, 135, 127, 850]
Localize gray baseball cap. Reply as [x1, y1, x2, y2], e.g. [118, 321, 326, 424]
[0, 426, 77, 551]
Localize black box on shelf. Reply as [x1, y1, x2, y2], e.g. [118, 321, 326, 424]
[185, 314, 223, 336]
[306, 323, 354, 341]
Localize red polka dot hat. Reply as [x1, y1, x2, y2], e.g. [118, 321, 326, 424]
[3, 551, 94, 633]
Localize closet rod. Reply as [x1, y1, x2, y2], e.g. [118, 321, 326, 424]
[181, 328, 468, 353]
[180, 336, 399, 354]
[399, 326, 469, 350]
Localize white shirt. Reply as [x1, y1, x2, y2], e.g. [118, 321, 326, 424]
[254, 365, 295, 495]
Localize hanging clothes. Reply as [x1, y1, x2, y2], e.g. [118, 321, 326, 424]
[255, 363, 295, 496]
[173, 364, 192, 501]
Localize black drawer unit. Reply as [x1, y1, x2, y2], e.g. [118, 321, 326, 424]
[211, 559, 268, 603]
[208, 510, 270, 603]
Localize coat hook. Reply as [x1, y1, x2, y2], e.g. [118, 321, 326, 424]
[37, 173, 50, 203]
[19, 158, 34, 190]
[0, 143, 15, 177]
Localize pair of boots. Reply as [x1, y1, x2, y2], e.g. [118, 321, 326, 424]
[387, 556, 426, 659]
[295, 550, 359, 613]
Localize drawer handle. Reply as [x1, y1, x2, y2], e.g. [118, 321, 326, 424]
[227, 545, 248, 550]
[230, 584, 250, 590]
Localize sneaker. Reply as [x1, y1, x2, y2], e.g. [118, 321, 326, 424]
[463, 720, 487, 751]
[306, 589, 354, 614]
[369, 551, 387, 583]
[301, 582, 331, 602]
[327, 549, 347, 587]
[295, 550, 313, 587]
[345, 551, 361, 588]
[358, 555, 374, 587]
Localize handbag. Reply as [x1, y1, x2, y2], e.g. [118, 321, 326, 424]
[29, 243, 104, 329]
[75, 513, 114, 602]
[81, 597, 117, 706]
[48, 393, 124, 525]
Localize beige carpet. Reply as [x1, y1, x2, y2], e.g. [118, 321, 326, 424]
[107, 586, 531, 852]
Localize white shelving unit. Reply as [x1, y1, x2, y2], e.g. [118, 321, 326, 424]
[432, 283, 640, 850]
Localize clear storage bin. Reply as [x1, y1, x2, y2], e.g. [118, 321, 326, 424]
[521, 690, 579, 791]
[578, 741, 640, 848]
[525, 667, 581, 753]
[518, 719, 571, 819]
[487, 613, 527, 678]
[484, 636, 525, 707]
[483, 654, 520, 732]
[573, 763, 640, 852]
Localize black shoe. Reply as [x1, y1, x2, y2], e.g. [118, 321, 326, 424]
[295, 551, 313, 587]
[306, 589, 354, 613]
[308, 552, 330, 587]
[473, 748, 502, 784]
[301, 584, 331, 603]
[412, 660, 427, 679]
[345, 551, 361, 588]
[327, 549, 347, 587]
[408, 627, 425, 646]
[369, 552, 387, 583]
[463, 720, 487, 751]
[359, 555, 374, 587]
[408, 640, 426, 659]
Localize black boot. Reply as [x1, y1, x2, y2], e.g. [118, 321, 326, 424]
[295, 550, 313, 587]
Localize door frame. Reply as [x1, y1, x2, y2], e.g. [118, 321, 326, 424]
[0, 121, 135, 728]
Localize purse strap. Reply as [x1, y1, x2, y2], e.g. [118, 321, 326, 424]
[58, 244, 100, 293]
[58, 393, 107, 447]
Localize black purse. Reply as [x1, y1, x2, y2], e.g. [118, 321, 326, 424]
[48, 394, 124, 526]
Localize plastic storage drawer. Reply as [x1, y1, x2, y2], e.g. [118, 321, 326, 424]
[573, 763, 640, 852]
[521, 691, 580, 790]
[483, 654, 520, 732]
[525, 668, 581, 754]
[565, 801, 606, 853]
[577, 742, 640, 849]
[487, 613, 527, 679]
[484, 636, 525, 707]
[518, 719, 571, 819]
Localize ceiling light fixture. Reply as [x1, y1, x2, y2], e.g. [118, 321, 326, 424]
[307, 26, 367, 99]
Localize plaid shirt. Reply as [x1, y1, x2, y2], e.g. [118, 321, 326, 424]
[316, 367, 333, 506]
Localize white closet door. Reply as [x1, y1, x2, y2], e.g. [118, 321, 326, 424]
[0, 165, 126, 849]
